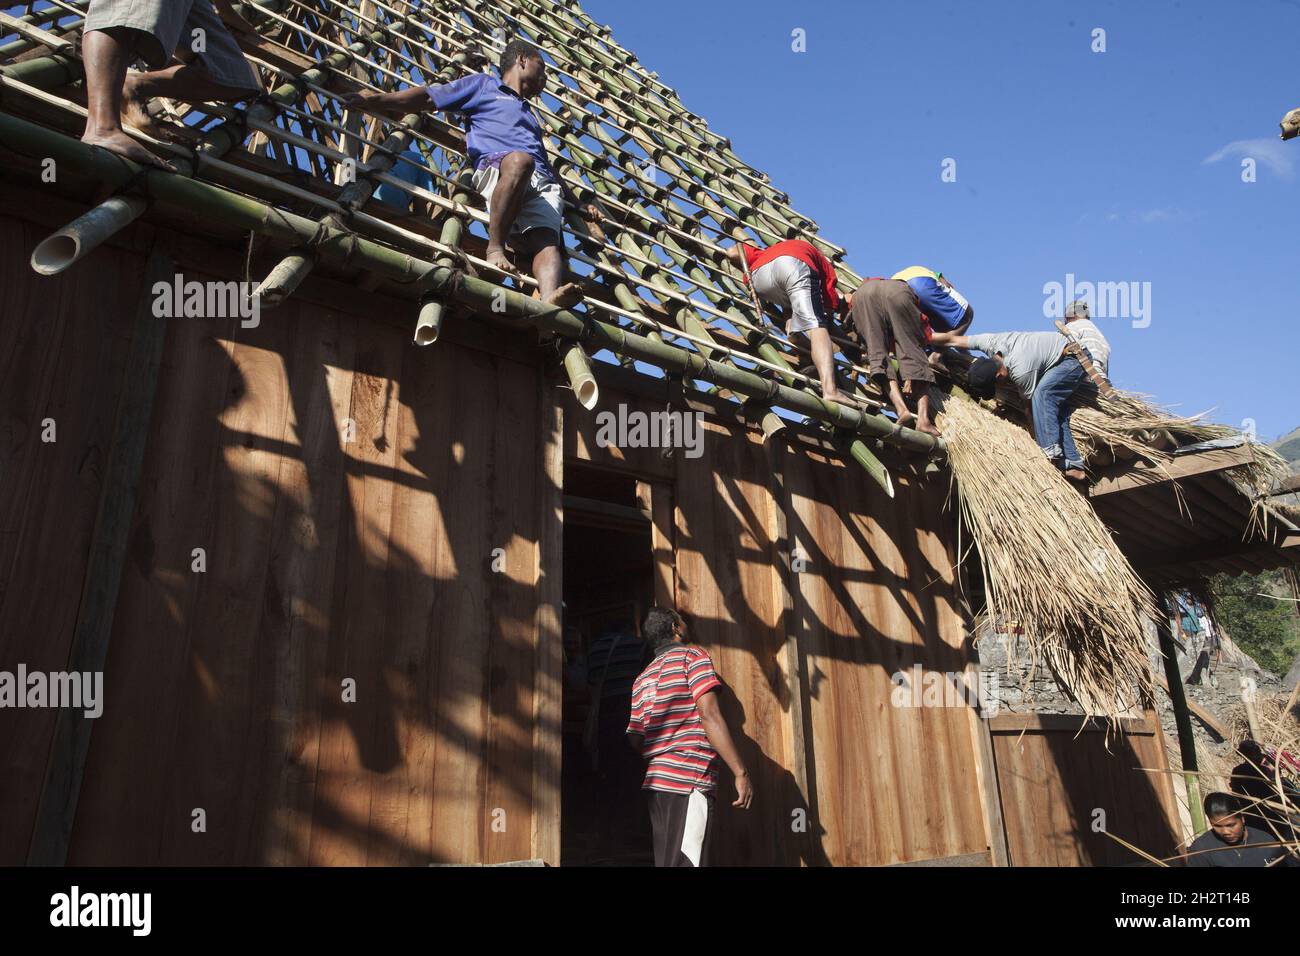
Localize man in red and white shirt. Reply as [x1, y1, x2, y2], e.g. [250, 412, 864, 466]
[626, 607, 752, 866]
[725, 240, 848, 403]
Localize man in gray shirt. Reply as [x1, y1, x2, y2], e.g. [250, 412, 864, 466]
[931, 300, 1111, 483]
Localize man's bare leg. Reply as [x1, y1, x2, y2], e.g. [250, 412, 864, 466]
[914, 388, 941, 437]
[806, 327, 841, 402]
[528, 233, 581, 306]
[80, 28, 175, 169]
[122, 56, 254, 138]
[884, 376, 914, 426]
[485, 151, 535, 274]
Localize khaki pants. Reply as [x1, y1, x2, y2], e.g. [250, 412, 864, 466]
[850, 279, 934, 385]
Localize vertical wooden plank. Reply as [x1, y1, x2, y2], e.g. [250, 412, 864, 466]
[955, 535, 1010, 867]
[28, 249, 174, 865]
[304, 322, 405, 866]
[761, 439, 813, 860]
[423, 345, 493, 865]
[482, 359, 544, 864]
[0, 218, 139, 863]
[255, 303, 356, 865]
[636, 478, 675, 608]
[674, 419, 797, 865]
[67, 276, 245, 864]
[530, 382, 563, 866]
[1143, 708, 1186, 853]
[150, 325, 295, 864]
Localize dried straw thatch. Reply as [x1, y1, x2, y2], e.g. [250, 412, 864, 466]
[1070, 390, 1290, 501]
[938, 391, 1157, 716]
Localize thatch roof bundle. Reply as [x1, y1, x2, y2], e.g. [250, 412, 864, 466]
[939, 392, 1158, 716]
[1070, 390, 1290, 502]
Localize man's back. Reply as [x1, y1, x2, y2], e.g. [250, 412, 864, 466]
[426, 72, 550, 173]
[627, 645, 721, 793]
[965, 330, 1068, 401]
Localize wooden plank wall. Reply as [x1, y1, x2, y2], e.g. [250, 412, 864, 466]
[664, 417, 990, 865]
[4, 191, 1175, 868]
[0, 209, 563, 865]
[778, 444, 989, 865]
[989, 714, 1181, 866]
[0, 216, 141, 863]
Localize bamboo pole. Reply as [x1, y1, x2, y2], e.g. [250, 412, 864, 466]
[559, 340, 598, 410]
[1154, 590, 1206, 835]
[23, 23, 367, 275]
[0, 110, 945, 457]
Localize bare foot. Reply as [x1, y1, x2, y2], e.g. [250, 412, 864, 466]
[1063, 468, 1088, 482]
[542, 282, 583, 308]
[894, 410, 916, 429]
[822, 389, 843, 404]
[485, 246, 519, 275]
[81, 128, 175, 171]
[916, 419, 942, 437]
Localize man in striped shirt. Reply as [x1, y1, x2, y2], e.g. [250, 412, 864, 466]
[626, 607, 752, 866]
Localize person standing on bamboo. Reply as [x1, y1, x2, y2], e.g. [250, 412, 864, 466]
[724, 240, 848, 403]
[343, 40, 581, 307]
[931, 300, 1111, 482]
[79, 0, 263, 171]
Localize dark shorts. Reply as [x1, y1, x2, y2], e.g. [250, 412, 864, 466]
[84, 0, 260, 91]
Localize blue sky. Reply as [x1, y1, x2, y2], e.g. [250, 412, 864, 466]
[583, 0, 1298, 442]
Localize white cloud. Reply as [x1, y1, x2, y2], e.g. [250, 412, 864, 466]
[1202, 138, 1295, 180]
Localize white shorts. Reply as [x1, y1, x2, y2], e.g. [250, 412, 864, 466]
[751, 255, 830, 335]
[472, 162, 565, 241]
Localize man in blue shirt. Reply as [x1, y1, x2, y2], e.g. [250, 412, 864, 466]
[344, 40, 581, 306]
[891, 266, 974, 336]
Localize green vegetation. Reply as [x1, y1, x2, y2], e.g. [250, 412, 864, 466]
[1273, 426, 1300, 469]
[1209, 570, 1300, 676]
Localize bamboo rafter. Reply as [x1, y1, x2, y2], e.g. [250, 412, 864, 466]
[0, 0, 942, 467]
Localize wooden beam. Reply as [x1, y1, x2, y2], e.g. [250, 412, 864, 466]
[1129, 533, 1300, 574]
[987, 713, 1153, 734]
[27, 250, 174, 865]
[1089, 444, 1256, 498]
[1268, 474, 1300, 497]
[562, 493, 651, 529]
[1151, 591, 1205, 835]
[529, 382, 564, 867]
[1155, 676, 1231, 740]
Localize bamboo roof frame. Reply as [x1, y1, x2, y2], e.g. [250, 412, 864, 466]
[0, 0, 944, 469]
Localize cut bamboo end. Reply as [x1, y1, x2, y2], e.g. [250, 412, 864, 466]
[560, 341, 599, 410]
[840, 435, 894, 498]
[254, 250, 314, 309]
[30, 195, 149, 276]
[414, 296, 446, 346]
[760, 411, 786, 444]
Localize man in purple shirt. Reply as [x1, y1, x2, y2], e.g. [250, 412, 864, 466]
[344, 40, 581, 306]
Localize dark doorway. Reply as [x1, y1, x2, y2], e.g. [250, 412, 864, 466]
[560, 464, 655, 866]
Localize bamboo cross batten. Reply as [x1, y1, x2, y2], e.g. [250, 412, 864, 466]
[0, 0, 941, 480]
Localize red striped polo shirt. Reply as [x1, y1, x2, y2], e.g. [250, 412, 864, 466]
[626, 644, 722, 794]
